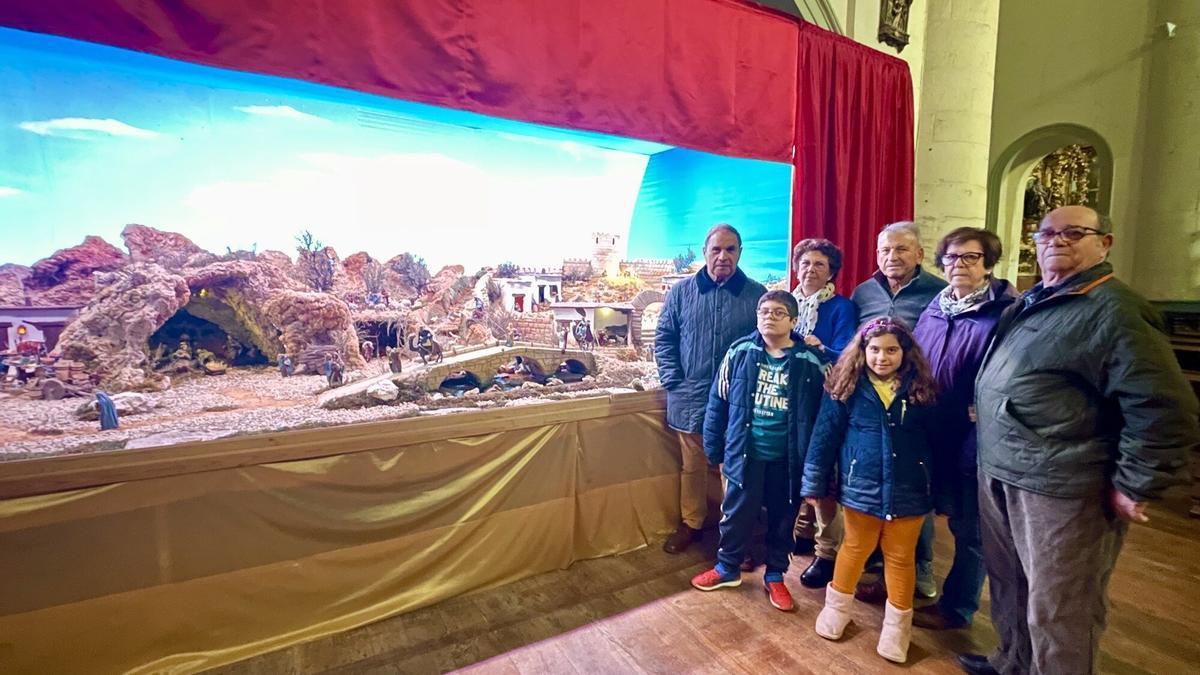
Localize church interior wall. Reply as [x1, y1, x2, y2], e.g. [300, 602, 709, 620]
[989, 0, 1156, 285]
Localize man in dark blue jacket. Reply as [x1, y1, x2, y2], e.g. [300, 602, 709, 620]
[690, 291, 827, 611]
[655, 224, 767, 554]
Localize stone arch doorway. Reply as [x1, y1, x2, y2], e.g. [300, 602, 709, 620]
[987, 124, 1113, 287]
[629, 289, 666, 348]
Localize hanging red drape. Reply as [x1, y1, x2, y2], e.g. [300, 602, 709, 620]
[0, 0, 797, 163]
[793, 23, 915, 290]
[0, 0, 912, 286]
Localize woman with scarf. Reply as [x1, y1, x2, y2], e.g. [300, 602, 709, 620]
[790, 238, 858, 587]
[911, 227, 1016, 630]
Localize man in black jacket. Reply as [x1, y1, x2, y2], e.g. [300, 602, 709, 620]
[958, 206, 1200, 675]
[655, 224, 767, 554]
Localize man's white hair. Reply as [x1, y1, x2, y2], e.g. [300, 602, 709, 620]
[879, 220, 922, 241]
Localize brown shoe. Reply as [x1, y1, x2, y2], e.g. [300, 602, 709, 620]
[739, 554, 759, 572]
[854, 577, 888, 604]
[912, 604, 969, 630]
[663, 524, 703, 554]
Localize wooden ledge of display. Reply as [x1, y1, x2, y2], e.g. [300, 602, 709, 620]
[0, 389, 667, 501]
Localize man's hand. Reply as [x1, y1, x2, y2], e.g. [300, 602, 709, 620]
[1107, 485, 1149, 524]
[803, 335, 824, 350]
[804, 496, 834, 508]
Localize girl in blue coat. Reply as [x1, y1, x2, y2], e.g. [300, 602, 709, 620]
[801, 317, 938, 664]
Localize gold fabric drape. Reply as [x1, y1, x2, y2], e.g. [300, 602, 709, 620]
[0, 408, 680, 674]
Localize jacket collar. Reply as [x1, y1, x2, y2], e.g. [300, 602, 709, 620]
[859, 370, 912, 408]
[748, 329, 824, 360]
[696, 266, 748, 294]
[928, 277, 1017, 320]
[1023, 261, 1113, 307]
[749, 329, 800, 352]
[872, 265, 934, 298]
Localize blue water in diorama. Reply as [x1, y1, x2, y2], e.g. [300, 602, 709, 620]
[0, 26, 791, 278]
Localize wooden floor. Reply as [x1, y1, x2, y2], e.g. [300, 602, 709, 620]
[211, 497, 1200, 675]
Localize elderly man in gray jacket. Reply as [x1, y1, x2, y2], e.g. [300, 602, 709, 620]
[958, 206, 1200, 675]
[655, 224, 767, 553]
[852, 221, 947, 328]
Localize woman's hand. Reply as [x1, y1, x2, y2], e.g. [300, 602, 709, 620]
[803, 335, 824, 350]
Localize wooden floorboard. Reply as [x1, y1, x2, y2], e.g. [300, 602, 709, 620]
[209, 497, 1199, 675]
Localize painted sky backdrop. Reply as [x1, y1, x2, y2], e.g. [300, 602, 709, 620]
[0, 27, 790, 279]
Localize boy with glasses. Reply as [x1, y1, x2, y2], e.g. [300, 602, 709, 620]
[690, 291, 827, 611]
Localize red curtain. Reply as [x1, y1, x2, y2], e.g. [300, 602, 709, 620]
[0, 0, 912, 285]
[793, 23, 915, 290]
[0, 0, 797, 163]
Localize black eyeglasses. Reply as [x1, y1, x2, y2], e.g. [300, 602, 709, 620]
[757, 308, 792, 320]
[941, 252, 984, 267]
[1032, 226, 1105, 244]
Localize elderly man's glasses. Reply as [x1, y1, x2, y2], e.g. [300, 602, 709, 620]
[1032, 226, 1105, 244]
[757, 308, 792, 320]
[941, 252, 984, 267]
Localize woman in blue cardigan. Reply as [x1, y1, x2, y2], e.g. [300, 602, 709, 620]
[791, 238, 858, 361]
[790, 238, 858, 587]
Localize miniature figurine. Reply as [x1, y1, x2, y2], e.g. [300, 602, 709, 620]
[96, 391, 119, 430]
[324, 353, 345, 387]
[572, 320, 595, 351]
[413, 326, 444, 365]
[168, 336, 195, 372]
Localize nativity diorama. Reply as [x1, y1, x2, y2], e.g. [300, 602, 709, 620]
[0, 226, 692, 457]
[0, 25, 790, 459]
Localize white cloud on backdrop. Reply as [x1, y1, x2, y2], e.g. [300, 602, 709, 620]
[18, 117, 159, 139]
[234, 105, 328, 123]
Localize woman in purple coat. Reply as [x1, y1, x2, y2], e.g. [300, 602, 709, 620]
[911, 227, 1016, 630]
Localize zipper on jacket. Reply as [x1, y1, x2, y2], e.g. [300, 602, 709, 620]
[919, 460, 930, 495]
[848, 457, 857, 482]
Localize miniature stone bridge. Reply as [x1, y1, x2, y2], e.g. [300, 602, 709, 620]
[414, 344, 597, 391]
[317, 344, 598, 409]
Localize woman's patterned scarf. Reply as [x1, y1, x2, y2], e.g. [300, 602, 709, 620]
[937, 281, 991, 318]
[793, 282, 836, 336]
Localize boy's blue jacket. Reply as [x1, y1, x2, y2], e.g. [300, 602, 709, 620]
[801, 373, 937, 520]
[702, 330, 828, 499]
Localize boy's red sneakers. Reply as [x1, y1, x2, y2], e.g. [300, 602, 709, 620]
[765, 580, 795, 611]
[691, 567, 742, 591]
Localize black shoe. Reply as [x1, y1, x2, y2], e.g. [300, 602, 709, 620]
[854, 577, 887, 604]
[957, 654, 1000, 675]
[662, 524, 703, 554]
[793, 537, 815, 556]
[799, 556, 835, 588]
[913, 604, 970, 630]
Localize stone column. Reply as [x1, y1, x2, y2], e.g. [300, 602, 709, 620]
[1135, 2, 1200, 301]
[912, 1, 1002, 250]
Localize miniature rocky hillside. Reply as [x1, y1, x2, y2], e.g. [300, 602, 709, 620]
[13, 224, 527, 392]
[26, 225, 372, 392]
[562, 273, 648, 304]
[2, 236, 127, 306]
